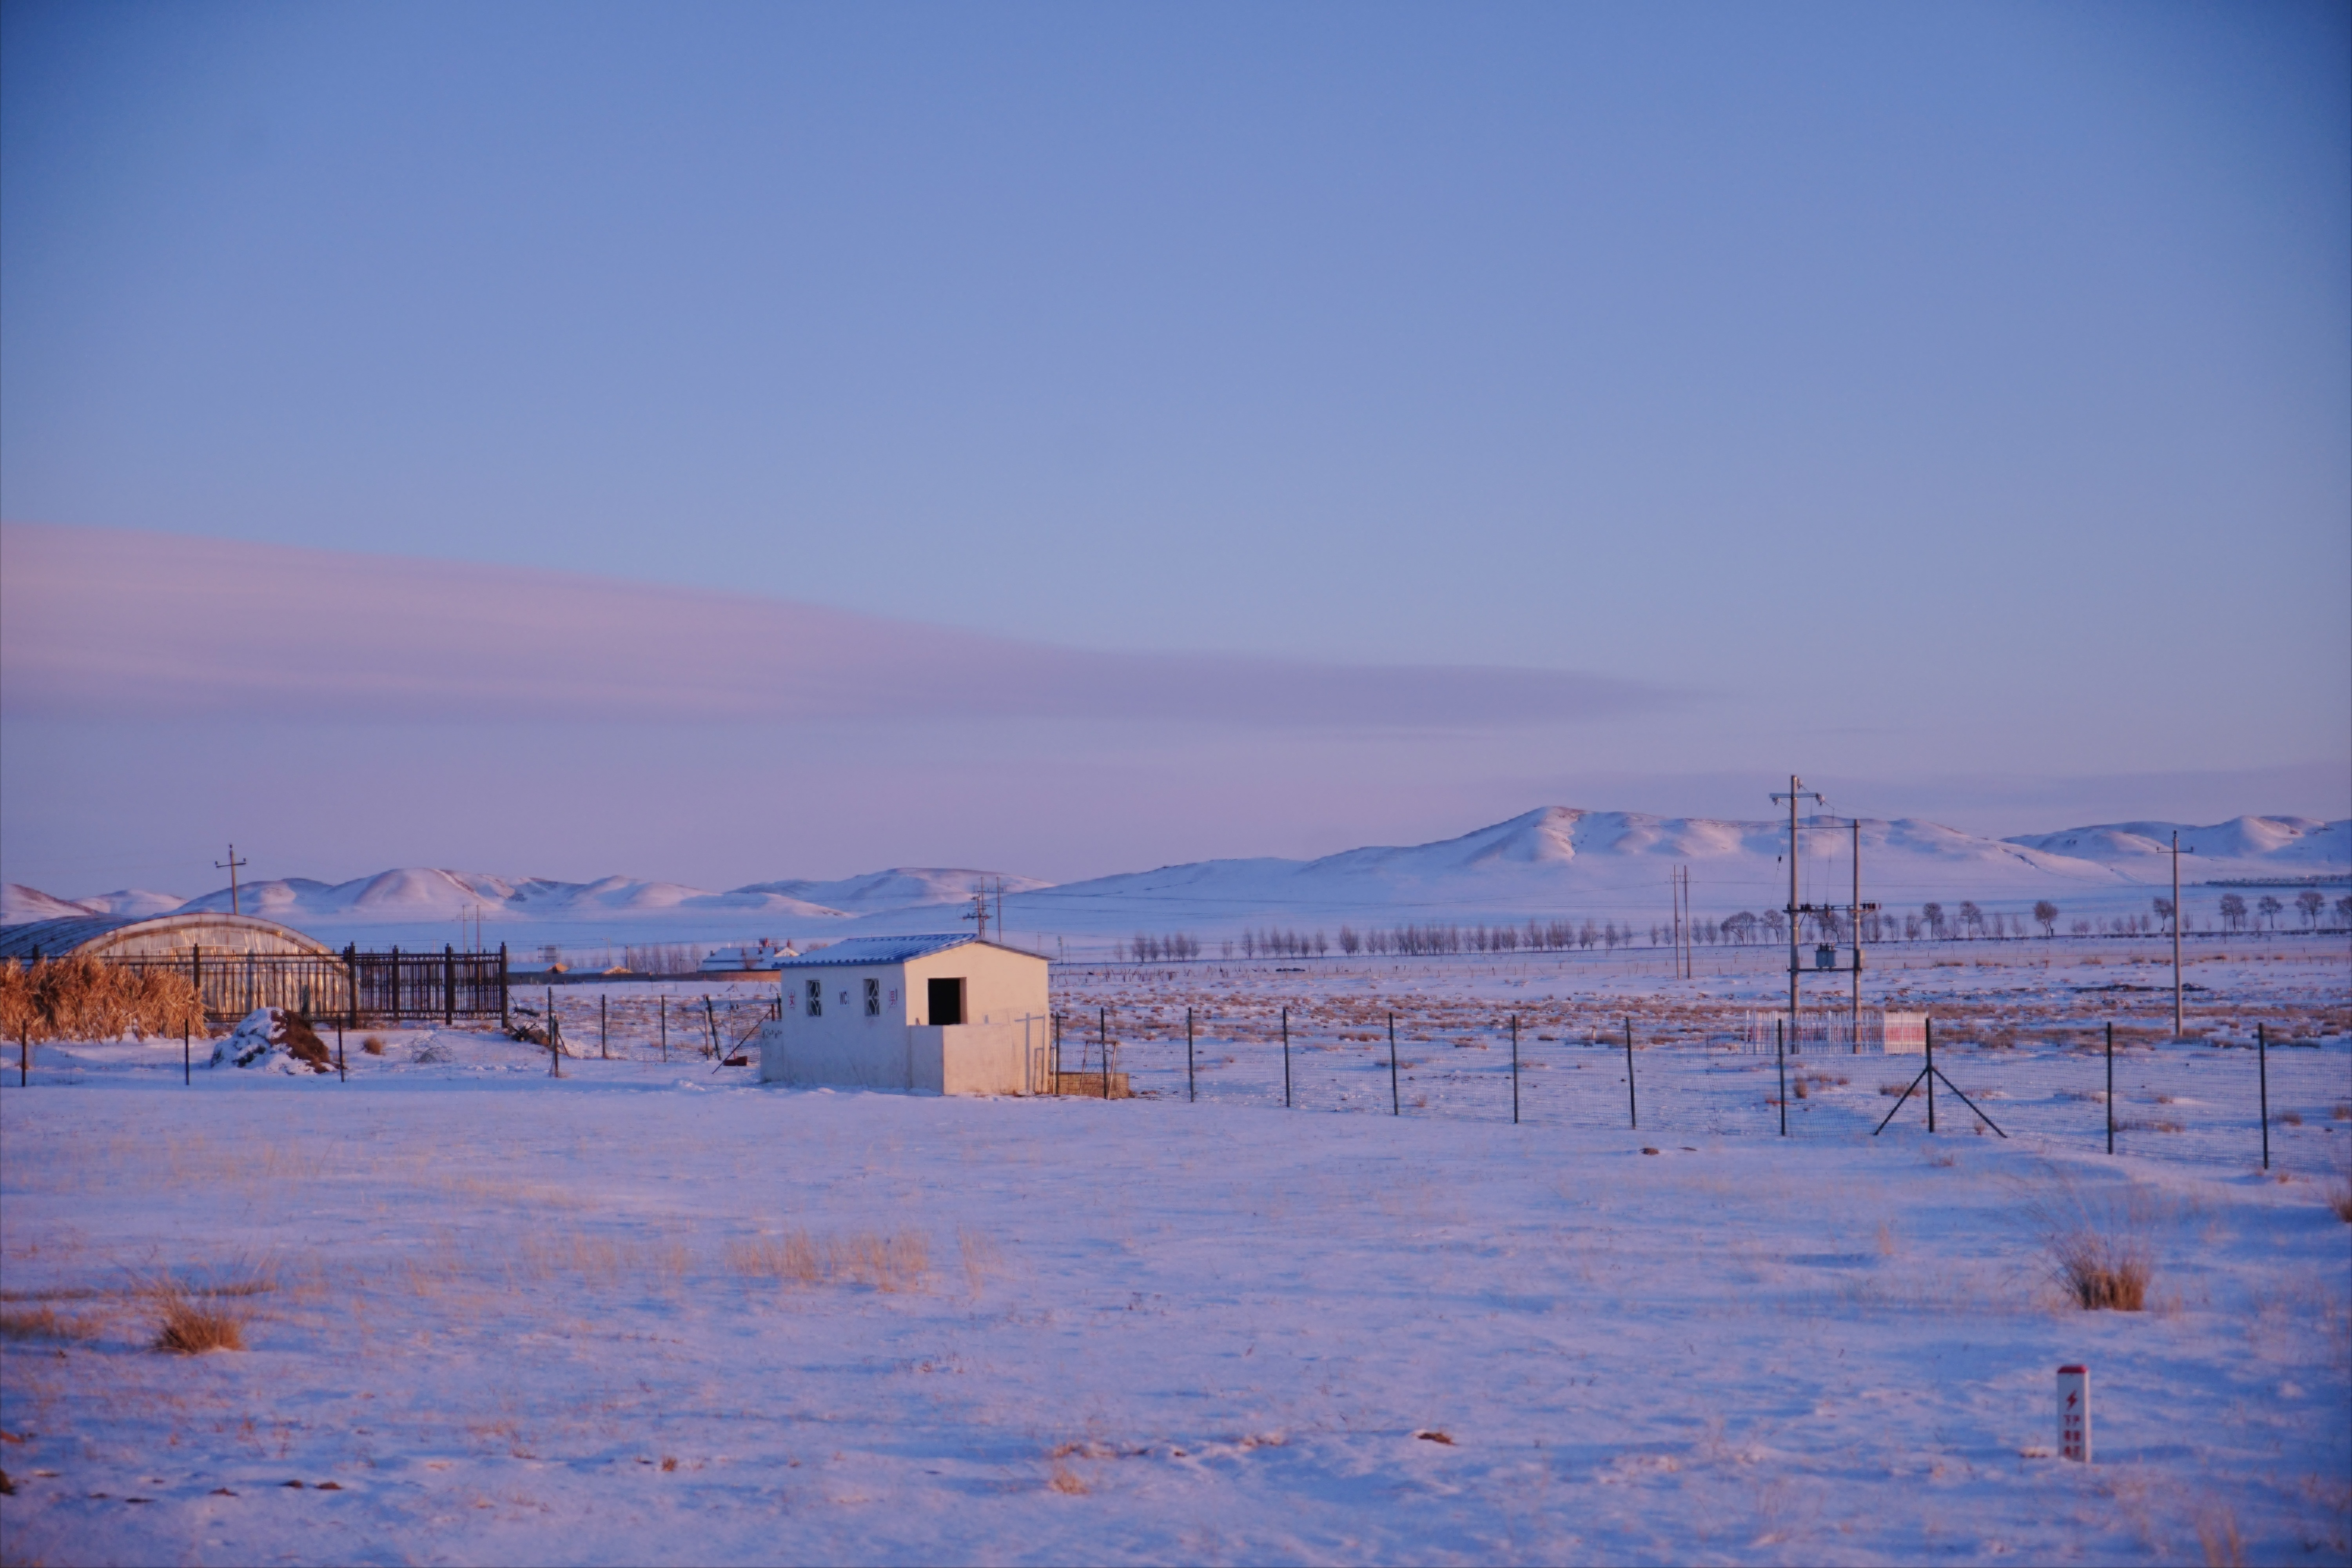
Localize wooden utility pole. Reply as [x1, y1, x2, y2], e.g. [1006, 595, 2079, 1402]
[1670, 867, 1683, 980]
[2171, 830, 2184, 1037]
[1851, 819, 1863, 1039]
[214, 844, 249, 916]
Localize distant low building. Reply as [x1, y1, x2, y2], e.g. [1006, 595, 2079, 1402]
[755, 934, 1049, 1095]
[701, 938, 797, 974]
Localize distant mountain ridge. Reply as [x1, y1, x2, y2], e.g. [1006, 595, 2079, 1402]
[0, 864, 1037, 928]
[2002, 816, 2347, 873]
[5, 809, 2343, 936]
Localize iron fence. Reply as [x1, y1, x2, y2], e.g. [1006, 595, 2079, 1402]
[105, 945, 509, 1026]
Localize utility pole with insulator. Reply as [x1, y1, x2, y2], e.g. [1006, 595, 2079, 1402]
[1770, 778, 1824, 1046]
[215, 844, 249, 917]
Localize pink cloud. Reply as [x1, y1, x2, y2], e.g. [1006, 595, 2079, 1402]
[1, 523, 1671, 727]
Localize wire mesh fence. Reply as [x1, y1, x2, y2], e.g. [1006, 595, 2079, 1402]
[1041, 1005, 2349, 1167]
[508, 988, 780, 1063]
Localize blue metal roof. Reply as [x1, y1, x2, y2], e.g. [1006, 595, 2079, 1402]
[777, 934, 978, 968]
[0, 916, 138, 960]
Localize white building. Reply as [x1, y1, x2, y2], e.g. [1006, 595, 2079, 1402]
[755, 934, 1051, 1095]
[700, 938, 796, 973]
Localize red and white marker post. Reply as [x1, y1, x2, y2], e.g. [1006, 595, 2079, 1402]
[2057, 1365, 2091, 1462]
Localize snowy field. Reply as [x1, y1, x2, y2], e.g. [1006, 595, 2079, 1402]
[2, 947, 2347, 1566]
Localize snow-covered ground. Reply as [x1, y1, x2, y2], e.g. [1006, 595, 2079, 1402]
[3, 947, 2347, 1566]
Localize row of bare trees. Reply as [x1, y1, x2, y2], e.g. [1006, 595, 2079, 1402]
[1118, 933, 1202, 963]
[1105, 889, 2351, 966]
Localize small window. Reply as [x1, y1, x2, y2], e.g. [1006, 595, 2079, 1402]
[864, 977, 880, 1016]
[806, 978, 823, 1017]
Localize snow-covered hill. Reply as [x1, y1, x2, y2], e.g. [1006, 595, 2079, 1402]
[948, 806, 2138, 938]
[8, 808, 2342, 950]
[0, 884, 187, 924]
[2003, 816, 2349, 880]
[166, 867, 852, 925]
[730, 868, 1053, 914]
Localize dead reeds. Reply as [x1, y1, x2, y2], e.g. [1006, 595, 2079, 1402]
[0, 957, 205, 1042]
[0, 1305, 100, 1342]
[726, 1229, 929, 1293]
[2052, 1229, 2150, 1310]
[152, 1282, 247, 1354]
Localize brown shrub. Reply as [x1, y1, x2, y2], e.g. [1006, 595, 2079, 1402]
[0, 958, 204, 1042]
[727, 1229, 928, 1292]
[0, 961, 33, 1042]
[2328, 1177, 2352, 1225]
[153, 1284, 246, 1354]
[2052, 1230, 2150, 1311]
[277, 1014, 330, 1070]
[361, 1036, 386, 1056]
[0, 1306, 100, 1342]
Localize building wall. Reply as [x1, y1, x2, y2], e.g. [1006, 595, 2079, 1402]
[900, 944, 1047, 1027]
[761, 942, 1051, 1095]
[755, 1020, 1049, 1096]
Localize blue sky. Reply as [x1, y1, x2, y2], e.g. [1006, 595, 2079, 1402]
[2, 2, 2346, 893]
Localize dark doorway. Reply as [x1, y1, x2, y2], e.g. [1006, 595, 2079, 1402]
[927, 976, 965, 1026]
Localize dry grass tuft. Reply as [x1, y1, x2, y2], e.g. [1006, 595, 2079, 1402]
[1046, 1459, 1089, 1494]
[2026, 1176, 2157, 1312]
[361, 1036, 386, 1056]
[0, 956, 205, 1042]
[0, 1306, 100, 1342]
[2049, 1227, 2151, 1311]
[2196, 1506, 2247, 1567]
[152, 1284, 246, 1354]
[2278, 1110, 2302, 1127]
[957, 1226, 1001, 1297]
[728, 1229, 929, 1293]
[2328, 1176, 2352, 1224]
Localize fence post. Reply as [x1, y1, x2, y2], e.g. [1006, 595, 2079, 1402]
[548, 986, 562, 1077]
[1100, 1007, 1109, 1100]
[2258, 1022, 2269, 1171]
[1187, 1006, 1195, 1103]
[337, 1022, 346, 1083]
[601, 993, 609, 1060]
[1925, 1016, 1936, 1134]
[704, 996, 718, 1058]
[1053, 1011, 1061, 1089]
[1510, 1014, 1520, 1125]
[443, 944, 454, 1026]
[19, 1025, 26, 1087]
[1389, 1012, 1400, 1115]
[498, 944, 509, 1031]
[660, 994, 668, 1062]
[1282, 1006, 1291, 1108]
[1625, 1017, 1638, 1131]
[183, 1023, 190, 1086]
[2105, 1021, 2114, 1154]
[1776, 1015, 1786, 1136]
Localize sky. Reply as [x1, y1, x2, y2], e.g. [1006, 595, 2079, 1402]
[2, 1, 2347, 896]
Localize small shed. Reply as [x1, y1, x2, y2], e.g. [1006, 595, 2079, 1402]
[755, 934, 1051, 1095]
